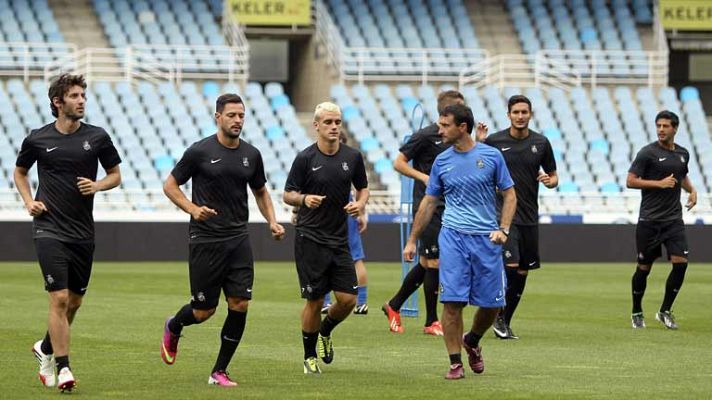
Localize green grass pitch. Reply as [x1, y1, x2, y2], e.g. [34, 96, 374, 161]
[1, 261, 711, 399]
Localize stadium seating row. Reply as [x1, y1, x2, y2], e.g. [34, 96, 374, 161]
[331, 83, 711, 195]
[0, 79, 312, 211]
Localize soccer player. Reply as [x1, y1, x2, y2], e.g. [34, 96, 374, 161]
[321, 133, 369, 315]
[159, 93, 285, 386]
[15, 73, 122, 392]
[484, 95, 558, 339]
[627, 110, 696, 330]
[283, 102, 369, 374]
[404, 104, 515, 380]
[384, 90, 465, 336]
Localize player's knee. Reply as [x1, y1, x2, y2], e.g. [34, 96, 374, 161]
[227, 298, 249, 312]
[636, 264, 652, 272]
[49, 291, 70, 311]
[338, 294, 357, 310]
[670, 256, 688, 265]
[193, 308, 216, 322]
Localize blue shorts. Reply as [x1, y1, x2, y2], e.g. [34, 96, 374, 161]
[347, 216, 365, 261]
[438, 226, 506, 308]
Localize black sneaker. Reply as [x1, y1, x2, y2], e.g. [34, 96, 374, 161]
[655, 311, 678, 330]
[492, 316, 509, 339]
[353, 304, 368, 315]
[631, 312, 646, 329]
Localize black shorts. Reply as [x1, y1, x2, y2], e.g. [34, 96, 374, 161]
[34, 238, 95, 295]
[418, 207, 443, 259]
[189, 236, 254, 310]
[502, 224, 540, 270]
[636, 219, 688, 265]
[295, 233, 357, 300]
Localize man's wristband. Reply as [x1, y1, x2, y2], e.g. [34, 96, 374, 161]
[500, 227, 509, 236]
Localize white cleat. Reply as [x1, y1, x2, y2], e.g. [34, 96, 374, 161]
[32, 340, 56, 387]
[57, 367, 76, 392]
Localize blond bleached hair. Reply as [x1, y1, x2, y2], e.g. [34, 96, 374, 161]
[313, 102, 341, 122]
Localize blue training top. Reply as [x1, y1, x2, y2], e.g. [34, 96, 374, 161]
[426, 143, 514, 235]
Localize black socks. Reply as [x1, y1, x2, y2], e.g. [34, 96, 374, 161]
[389, 263, 426, 311]
[319, 315, 343, 337]
[661, 263, 687, 312]
[503, 268, 527, 325]
[212, 309, 247, 373]
[302, 330, 319, 359]
[424, 267, 440, 326]
[169, 304, 199, 335]
[631, 266, 651, 314]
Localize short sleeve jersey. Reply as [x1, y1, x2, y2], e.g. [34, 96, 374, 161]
[285, 143, 368, 247]
[485, 129, 557, 225]
[15, 122, 122, 242]
[399, 123, 450, 210]
[628, 142, 689, 222]
[171, 135, 266, 242]
[426, 143, 514, 234]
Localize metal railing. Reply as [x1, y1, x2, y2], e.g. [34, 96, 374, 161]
[538, 50, 668, 88]
[459, 54, 582, 90]
[1, 188, 710, 223]
[0, 42, 77, 81]
[42, 45, 249, 85]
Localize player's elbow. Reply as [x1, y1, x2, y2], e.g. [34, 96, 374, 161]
[625, 175, 636, 189]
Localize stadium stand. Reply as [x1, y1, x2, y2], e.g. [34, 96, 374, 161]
[331, 83, 712, 204]
[0, 79, 311, 213]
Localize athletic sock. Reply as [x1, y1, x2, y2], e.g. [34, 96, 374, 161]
[357, 286, 367, 306]
[302, 330, 319, 359]
[212, 309, 247, 373]
[169, 304, 199, 335]
[323, 292, 331, 306]
[389, 263, 426, 311]
[660, 263, 687, 312]
[41, 331, 53, 355]
[449, 353, 462, 365]
[319, 315, 343, 337]
[463, 331, 483, 348]
[503, 269, 527, 325]
[423, 267, 439, 326]
[631, 266, 651, 314]
[56, 355, 69, 371]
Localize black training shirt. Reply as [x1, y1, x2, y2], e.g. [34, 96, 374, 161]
[172, 135, 266, 242]
[16, 122, 121, 242]
[285, 143, 368, 247]
[485, 129, 557, 225]
[399, 123, 449, 211]
[629, 142, 689, 222]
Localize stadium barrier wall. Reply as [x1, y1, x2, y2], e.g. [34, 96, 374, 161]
[1, 222, 712, 262]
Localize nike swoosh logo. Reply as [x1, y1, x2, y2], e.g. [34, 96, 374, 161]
[435, 141, 442, 145]
[246, 288, 252, 293]
[211, 159, 221, 164]
[312, 166, 323, 171]
[658, 158, 666, 162]
[161, 343, 175, 363]
[222, 335, 240, 343]
[502, 147, 511, 151]
[46, 147, 58, 152]
[683, 250, 689, 254]
[528, 261, 537, 266]
[352, 286, 358, 290]
[444, 167, 454, 172]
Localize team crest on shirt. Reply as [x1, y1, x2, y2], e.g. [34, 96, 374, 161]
[342, 162, 349, 171]
[504, 250, 512, 259]
[83, 140, 91, 151]
[46, 274, 54, 285]
[242, 157, 249, 167]
[197, 292, 206, 302]
[476, 159, 485, 169]
[680, 156, 685, 163]
[531, 145, 538, 153]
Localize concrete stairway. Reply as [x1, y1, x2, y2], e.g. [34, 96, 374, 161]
[465, 0, 523, 56]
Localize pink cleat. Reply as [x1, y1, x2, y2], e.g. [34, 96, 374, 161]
[463, 337, 484, 374]
[444, 363, 464, 380]
[161, 317, 180, 365]
[208, 371, 238, 387]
